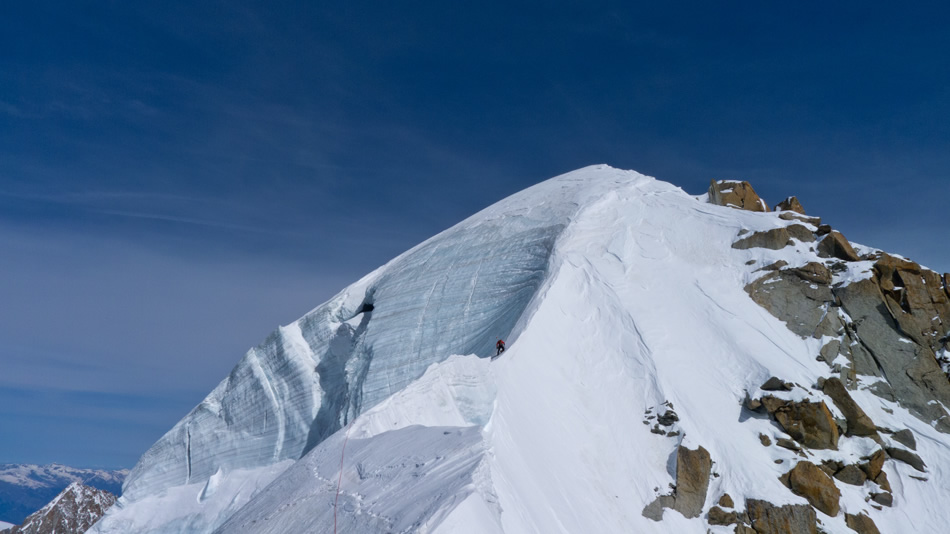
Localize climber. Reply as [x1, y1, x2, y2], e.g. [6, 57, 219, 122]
[496, 339, 505, 356]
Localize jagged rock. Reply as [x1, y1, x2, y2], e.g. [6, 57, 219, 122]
[874, 471, 891, 492]
[761, 377, 794, 391]
[892, 429, 917, 450]
[735, 525, 758, 534]
[873, 253, 950, 351]
[785, 461, 841, 516]
[860, 449, 886, 480]
[816, 231, 860, 262]
[870, 492, 893, 507]
[708, 506, 738, 525]
[760, 396, 839, 450]
[775, 196, 806, 214]
[709, 180, 769, 211]
[885, 447, 926, 472]
[734, 228, 795, 250]
[759, 433, 772, 446]
[746, 498, 817, 534]
[746, 395, 763, 411]
[9, 483, 116, 534]
[816, 224, 832, 236]
[719, 493, 735, 508]
[818, 340, 840, 363]
[821, 378, 877, 437]
[672, 445, 712, 518]
[834, 277, 950, 433]
[788, 262, 832, 285]
[833, 464, 867, 486]
[642, 445, 712, 521]
[745, 269, 837, 338]
[657, 410, 679, 426]
[845, 512, 881, 534]
[819, 460, 842, 477]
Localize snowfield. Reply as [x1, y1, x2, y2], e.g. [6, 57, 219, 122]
[91, 166, 950, 533]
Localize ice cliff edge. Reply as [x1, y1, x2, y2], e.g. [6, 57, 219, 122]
[97, 165, 658, 532]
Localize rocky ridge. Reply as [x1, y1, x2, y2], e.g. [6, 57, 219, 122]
[690, 179, 949, 533]
[8, 483, 115, 534]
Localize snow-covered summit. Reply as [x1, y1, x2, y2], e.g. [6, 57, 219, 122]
[92, 166, 950, 533]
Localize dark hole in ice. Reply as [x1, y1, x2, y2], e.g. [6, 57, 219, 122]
[358, 302, 375, 314]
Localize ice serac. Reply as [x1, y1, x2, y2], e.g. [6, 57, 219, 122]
[93, 166, 638, 533]
[94, 165, 950, 534]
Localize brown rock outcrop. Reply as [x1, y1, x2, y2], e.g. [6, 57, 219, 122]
[784, 461, 841, 517]
[709, 180, 769, 211]
[672, 445, 712, 518]
[708, 506, 738, 525]
[832, 464, 867, 486]
[860, 449, 886, 480]
[642, 445, 712, 520]
[834, 276, 950, 433]
[873, 253, 950, 352]
[759, 396, 839, 450]
[816, 231, 860, 262]
[746, 499, 817, 534]
[821, 378, 877, 437]
[775, 196, 806, 214]
[845, 513, 881, 534]
[733, 228, 795, 250]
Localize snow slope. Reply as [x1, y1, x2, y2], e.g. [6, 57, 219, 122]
[92, 166, 950, 533]
[0, 521, 12, 531]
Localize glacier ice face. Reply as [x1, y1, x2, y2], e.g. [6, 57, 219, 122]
[97, 166, 651, 533]
[94, 164, 950, 534]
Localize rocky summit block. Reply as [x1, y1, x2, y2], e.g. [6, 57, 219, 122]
[783, 461, 841, 517]
[709, 180, 769, 212]
[775, 196, 806, 214]
[816, 231, 860, 262]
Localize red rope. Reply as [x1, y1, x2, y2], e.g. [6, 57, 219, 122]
[334, 422, 352, 534]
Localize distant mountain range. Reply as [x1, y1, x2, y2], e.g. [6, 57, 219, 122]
[0, 464, 126, 525]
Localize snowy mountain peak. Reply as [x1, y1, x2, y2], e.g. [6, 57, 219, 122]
[0, 464, 126, 526]
[8, 482, 115, 534]
[91, 166, 950, 533]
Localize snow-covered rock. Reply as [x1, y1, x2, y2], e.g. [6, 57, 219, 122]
[91, 165, 950, 533]
[0, 464, 125, 525]
[7, 482, 115, 534]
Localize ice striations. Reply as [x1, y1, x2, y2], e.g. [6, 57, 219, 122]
[93, 166, 639, 533]
[92, 166, 950, 533]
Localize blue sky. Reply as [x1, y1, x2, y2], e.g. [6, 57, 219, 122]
[1, 2, 947, 468]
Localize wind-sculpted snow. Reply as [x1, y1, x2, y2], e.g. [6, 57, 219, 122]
[95, 165, 950, 533]
[96, 166, 645, 533]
